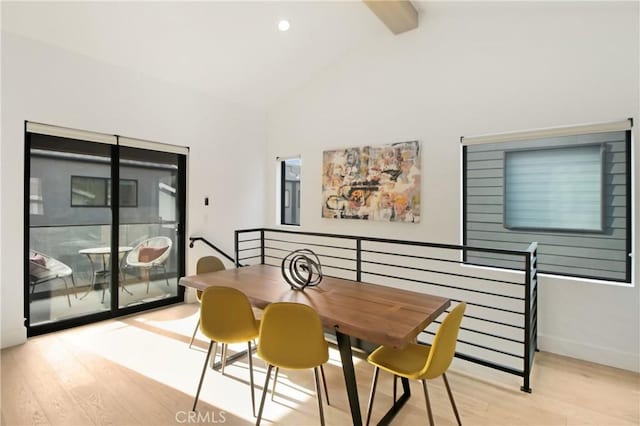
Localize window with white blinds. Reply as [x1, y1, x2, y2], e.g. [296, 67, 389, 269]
[462, 119, 632, 283]
[504, 144, 603, 232]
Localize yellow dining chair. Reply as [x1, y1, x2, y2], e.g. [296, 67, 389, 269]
[365, 302, 467, 426]
[189, 256, 226, 349]
[256, 302, 329, 426]
[192, 286, 260, 416]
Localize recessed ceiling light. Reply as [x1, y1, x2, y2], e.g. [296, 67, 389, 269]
[278, 19, 290, 32]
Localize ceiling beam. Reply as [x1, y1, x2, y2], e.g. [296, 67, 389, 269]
[363, 0, 419, 35]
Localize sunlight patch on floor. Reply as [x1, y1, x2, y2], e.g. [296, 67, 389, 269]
[56, 305, 354, 424]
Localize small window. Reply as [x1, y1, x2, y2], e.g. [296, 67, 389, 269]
[504, 144, 603, 232]
[71, 176, 137, 207]
[116, 179, 138, 207]
[71, 176, 107, 206]
[279, 158, 300, 226]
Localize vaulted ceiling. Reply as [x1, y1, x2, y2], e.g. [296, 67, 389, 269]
[2, 1, 423, 110]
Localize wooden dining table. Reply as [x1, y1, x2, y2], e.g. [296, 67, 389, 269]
[179, 264, 450, 425]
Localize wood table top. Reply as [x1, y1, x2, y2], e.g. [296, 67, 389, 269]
[180, 264, 450, 349]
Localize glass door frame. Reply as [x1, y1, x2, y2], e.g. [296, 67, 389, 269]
[24, 125, 187, 337]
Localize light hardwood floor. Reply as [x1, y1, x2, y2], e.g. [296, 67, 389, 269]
[1, 303, 638, 426]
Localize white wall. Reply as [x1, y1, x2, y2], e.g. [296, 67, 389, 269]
[266, 2, 640, 371]
[1, 33, 267, 347]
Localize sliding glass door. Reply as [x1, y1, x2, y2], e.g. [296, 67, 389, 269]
[25, 125, 186, 335]
[117, 146, 183, 308]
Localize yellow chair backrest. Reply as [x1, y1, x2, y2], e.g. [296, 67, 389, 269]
[200, 286, 258, 343]
[195, 256, 225, 300]
[197, 256, 225, 274]
[420, 302, 466, 380]
[258, 302, 329, 370]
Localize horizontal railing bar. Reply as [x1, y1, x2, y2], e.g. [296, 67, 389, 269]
[242, 228, 533, 258]
[263, 261, 356, 282]
[238, 246, 262, 253]
[429, 320, 524, 344]
[422, 331, 524, 359]
[264, 246, 356, 262]
[363, 271, 525, 301]
[363, 249, 467, 265]
[454, 353, 525, 377]
[238, 254, 261, 262]
[361, 259, 525, 286]
[450, 298, 524, 316]
[264, 237, 356, 251]
[461, 326, 524, 345]
[263, 255, 357, 274]
[237, 237, 262, 243]
[459, 313, 524, 329]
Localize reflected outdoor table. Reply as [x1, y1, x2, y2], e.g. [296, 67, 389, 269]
[78, 246, 134, 301]
[180, 264, 450, 425]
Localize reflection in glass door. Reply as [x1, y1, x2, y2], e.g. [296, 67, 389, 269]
[26, 124, 186, 335]
[117, 147, 183, 308]
[28, 134, 113, 326]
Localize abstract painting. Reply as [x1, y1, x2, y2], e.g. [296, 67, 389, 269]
[322, 140, 420, 222]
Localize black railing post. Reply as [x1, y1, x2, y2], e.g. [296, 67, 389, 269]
[356, 238, 362, 282]
[260, 229, 265, 265]
[234, 230, 240, 268]
[521, 242, 537, 393]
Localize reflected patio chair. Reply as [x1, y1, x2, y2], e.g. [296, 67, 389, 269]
[29, 250, 77, 307]
[125, 236, 172, 293]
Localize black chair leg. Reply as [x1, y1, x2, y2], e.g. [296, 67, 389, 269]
[365, 366, 380, 426]
[320, 364, 330, 406]
[313, 367, 325, 426]
[256, 364, 273, 426]
[393, 374, 398, 403]
[421, 379, 435, 426]
[443, 373, 462, 425]
[193, 341, 214, 411]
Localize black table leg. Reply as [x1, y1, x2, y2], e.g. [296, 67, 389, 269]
[377, 377, 411, 426]
[336, 330, 363, 426]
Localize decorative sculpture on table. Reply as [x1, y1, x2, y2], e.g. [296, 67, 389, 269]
[281, 249, 323, 291]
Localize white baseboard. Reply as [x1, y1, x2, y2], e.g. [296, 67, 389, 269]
[538, 333, 640, 373]
[1, 326, 27, 349]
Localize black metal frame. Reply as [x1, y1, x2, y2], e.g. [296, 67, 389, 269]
[232, 227, 538, 424]
[24, 124, 187, 337]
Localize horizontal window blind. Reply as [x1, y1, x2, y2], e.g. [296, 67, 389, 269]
[26, 122, 116, 145]
[119, 136, 188, 155]
[26, 122, 189, 155]
[504, 144, 603, 231]
[461, 119, 632, 146]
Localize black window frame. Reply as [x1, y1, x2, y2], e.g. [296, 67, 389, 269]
[279, 158, 301, 226]
[70, 175, 138, 207]
[462, 129, 632, 284]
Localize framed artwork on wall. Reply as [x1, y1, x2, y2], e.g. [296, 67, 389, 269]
[322, 140, 420, 222]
